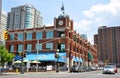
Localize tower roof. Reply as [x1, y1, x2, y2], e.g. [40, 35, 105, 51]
[58, 2, 69, 19]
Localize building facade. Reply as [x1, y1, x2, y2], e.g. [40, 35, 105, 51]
[94, 26, 120, 66]
[6, 5, 98, 70]
[7, 4, 43, 30]
[0, 10, 7, 42]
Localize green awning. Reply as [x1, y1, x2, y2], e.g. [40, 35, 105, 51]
[88, 51, 94, 60]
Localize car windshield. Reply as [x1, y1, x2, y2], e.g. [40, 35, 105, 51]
[104, 65, 114, 68]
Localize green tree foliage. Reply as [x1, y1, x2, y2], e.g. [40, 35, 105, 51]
[0, 45, 14, 67]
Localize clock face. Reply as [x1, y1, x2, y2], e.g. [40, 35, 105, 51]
[59, 20, 63, 25]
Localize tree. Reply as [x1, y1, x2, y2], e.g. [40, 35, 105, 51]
[0, 45, 14, 67]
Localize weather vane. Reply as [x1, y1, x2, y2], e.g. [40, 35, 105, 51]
[61, 2, 65, 14]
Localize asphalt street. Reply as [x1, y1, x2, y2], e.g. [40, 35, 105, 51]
[0, 69, 120, 78]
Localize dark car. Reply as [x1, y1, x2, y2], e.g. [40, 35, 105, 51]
[83, 66, 90, 71]
[70, 65, 82, 72]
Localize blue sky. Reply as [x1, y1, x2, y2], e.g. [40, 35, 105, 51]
[2, 0, 120, 44]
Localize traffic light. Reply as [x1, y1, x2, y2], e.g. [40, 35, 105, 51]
[58, 39, 61, 51]
[3, 31, 8, 39]
[20, 52, 26, 57]
[20, 52, 23, 56]
[23, 53, 26, 57]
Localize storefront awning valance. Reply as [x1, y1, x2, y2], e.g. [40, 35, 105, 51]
[23, 52, 66, 62]
[14, 55, 22, 61]
[88, 51, 94, 60]
[73, 56, 83, 63]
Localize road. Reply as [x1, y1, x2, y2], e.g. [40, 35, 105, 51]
[0, 69, 120, 78]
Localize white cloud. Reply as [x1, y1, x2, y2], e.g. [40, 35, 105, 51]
[45, 23, 53, 26]
[74, 20, 92, 31]
[83, 0, 120, 18]
[74, 0, 120, 42]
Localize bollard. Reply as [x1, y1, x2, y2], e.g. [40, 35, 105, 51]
[16, 69, 18, 73]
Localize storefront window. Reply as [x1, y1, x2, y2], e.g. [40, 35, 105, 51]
[46, 43, 53, 50]
[26, 44, 32, 51]
[18, 44, 23, 52]
[10, 45, 14, 52]
[36, 43, 42, 50]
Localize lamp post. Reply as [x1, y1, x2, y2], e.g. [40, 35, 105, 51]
[20, 8, 26, 74]
[56, 49, 59, 72]
[36, 40, 39, 72]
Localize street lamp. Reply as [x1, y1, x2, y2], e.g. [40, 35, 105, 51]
[56, 49, 59, 72]
[36, 40, 39, 72]
[20, 8, 26, 74]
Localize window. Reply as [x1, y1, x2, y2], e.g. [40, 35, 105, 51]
[18, 33, 23, 41]
[46, 43, 53, 50]
[26, 44, 32, 51]
[18, 44, 23, 52]
[10, 34, 14, 40]
[26, 32, 32, 40]
[10, 45, 14, 52]
[36, 32, 42, 40]
[36, 43, 42, 50]
[57, 31, 65, 37]
[61, 43, 65, 51]
[46, 31, 53, 39]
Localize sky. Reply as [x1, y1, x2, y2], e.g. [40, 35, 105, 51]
[2, 0, 120, 44]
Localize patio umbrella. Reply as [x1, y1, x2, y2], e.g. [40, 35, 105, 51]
[14, 60, 21, 63]
[23, 59, 30, 62]
[31, 60, 41, 63]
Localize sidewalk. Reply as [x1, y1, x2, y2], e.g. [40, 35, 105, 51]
[3, 71, 68, 75]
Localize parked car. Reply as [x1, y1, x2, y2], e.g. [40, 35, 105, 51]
[70, 65, 83, 72]
[0, 67, 8, 73]
[103, 65, 116, 74]
[79, 66, 90, 72]
[83, 66, 90, 71]
[89, 66, 96, 71]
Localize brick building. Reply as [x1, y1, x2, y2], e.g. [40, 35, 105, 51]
[94, 26, 120, 66]
[6, 5, 98, 70]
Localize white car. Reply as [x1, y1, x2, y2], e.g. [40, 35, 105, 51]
[103, 65, 115, 74]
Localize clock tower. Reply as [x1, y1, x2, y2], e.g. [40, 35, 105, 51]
[54, 3, 73, 30]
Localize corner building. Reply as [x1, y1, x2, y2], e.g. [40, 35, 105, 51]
[6, 6, 98, 70]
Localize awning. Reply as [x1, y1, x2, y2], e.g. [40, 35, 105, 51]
[14, 55, 22, 61]
[58, 53, 67, 62]
[24, 52, 67, 62]
[73, 56, 83, 63]
[79, 58, 83, 63]
[73, 56, 77, 62]
[88, 51, 94, 60]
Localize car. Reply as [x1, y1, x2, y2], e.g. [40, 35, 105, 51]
[80, 66, 90, 72]
[0, 67, 8, 73]
[103, 65, 116, 74]
[108, 64, 118, 73]
[89, 66, 96, 71]
[70, 65, 82, 72]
